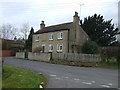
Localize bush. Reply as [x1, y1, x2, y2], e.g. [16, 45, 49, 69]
[33, 46, 41, 53]
[100, 46, 120, 63]
[82, 40, 99, 54]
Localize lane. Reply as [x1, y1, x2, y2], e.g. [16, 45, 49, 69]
[3, 57, 118, 88]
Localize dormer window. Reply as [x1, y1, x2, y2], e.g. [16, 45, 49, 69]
[49, 34, 53, 40]
[58, 32, 63, 39]
[35, 36, 39, 42]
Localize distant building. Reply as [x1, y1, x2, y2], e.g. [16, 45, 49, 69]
[0, 38, 25, 50]
[32, 12, 89, 53]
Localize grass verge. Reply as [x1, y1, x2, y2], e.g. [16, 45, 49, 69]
[2, 64, 47, 88]
[97, 62, 118, 69]
[50, 59, 119, 69]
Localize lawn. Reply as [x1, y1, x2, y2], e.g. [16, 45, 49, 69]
[2, 64, 47, 88]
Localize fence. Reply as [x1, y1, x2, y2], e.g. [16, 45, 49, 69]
[52, 53, 101, 62]
[1, 50, 11, 57]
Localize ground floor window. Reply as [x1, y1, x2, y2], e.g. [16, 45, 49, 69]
[57, 43, 63, 52]
[48, 44, 53, 52]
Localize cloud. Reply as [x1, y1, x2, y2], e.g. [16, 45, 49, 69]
[0, 0, 119, 31]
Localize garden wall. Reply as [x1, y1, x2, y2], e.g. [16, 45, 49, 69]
[16, 52, 101, 62]
[16, 52, 25, 59]
[28, 52, 51, 62]
[52, 53, 101, 62]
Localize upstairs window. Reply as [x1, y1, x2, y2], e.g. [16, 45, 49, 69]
[49, 34, 53, 40]
[48, 44, 53, 52]
[58, 32, 63, 39]
[57, 43, 63, 52]
[35, 36, 39, 42]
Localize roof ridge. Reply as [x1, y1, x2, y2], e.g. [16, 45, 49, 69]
[34, 22, 73, 34]
[46, 22, 73, 28]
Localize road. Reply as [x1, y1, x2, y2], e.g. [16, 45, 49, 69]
[3, 57, 118, 88]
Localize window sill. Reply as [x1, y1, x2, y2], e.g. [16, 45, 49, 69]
[35, 40, 39, 42]
[49, 39, 53, 41]
[57, 50, 62, 52]
[48, 50, 53, 52]
[57, 38, 63, 40]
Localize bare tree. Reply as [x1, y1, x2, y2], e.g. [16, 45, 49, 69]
[0, 23, 18, 40]
[20, 23, 29, 40]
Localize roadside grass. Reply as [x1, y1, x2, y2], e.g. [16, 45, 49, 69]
[2, 64, 47, 88]
[97, 62, 118, 69]
[50, 59, 119, 69]
[50, 59, 99, 68]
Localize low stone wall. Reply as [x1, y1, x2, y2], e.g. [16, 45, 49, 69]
[16, 52, 101, 63]
[28, 52, 51, 62]
[16, 52, 25, 59]
[52, 53, 101, 62]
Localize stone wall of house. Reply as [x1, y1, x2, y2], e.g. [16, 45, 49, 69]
[28, 52, 51, 62]
[32, 30, 69, 53]
[16, 52, 25, 59]
[68, 13, 90, 53]
[52, 53, 101, 62]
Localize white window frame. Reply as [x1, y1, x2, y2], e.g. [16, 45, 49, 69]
[48, 44, 53, 52]
[57, 43, 63, 52]
[58, 32, 63, 39]
[49, 33, 53, 40]
[35, 36, 39, 42]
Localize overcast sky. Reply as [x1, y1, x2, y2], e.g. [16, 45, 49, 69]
[0, 0, 119, 33]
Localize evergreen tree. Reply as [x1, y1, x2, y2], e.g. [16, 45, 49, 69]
[80, 14, 119, 46]
[25, 27, 34, 51]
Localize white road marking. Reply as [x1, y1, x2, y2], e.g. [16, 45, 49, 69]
[100, 85, 110, 88]
[64, 77, 69, 79]
[74, 78, 80, 81]
[108, 83, 112, 86]
[91, 81, 95, 83]
[50, 74, 56, 77]
[82, 82, 92, 85]
[55, 77, 61, 80]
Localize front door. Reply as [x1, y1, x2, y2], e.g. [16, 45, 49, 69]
[42, 44, 45, 53]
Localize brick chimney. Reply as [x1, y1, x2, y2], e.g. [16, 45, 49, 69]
[73, 12, 80, 24]
[40, 21, 45, 29]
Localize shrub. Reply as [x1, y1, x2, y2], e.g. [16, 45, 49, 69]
[82, 40, 99, 54]
[100, 46, 120, 63]
[33, 46, 41, 53]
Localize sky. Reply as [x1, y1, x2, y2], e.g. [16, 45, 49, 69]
[0, 0, 119, 34]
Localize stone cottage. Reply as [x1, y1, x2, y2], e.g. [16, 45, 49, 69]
[32, 12, 89, 53]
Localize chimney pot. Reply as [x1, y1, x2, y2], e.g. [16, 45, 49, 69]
[40, 20, 45, 29]
[73, 11, 80, 24]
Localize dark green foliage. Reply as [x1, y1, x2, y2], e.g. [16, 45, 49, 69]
[25, 27, 34, 51]
[82, 40, 99, 54]
[100, 47, 120, 63]
[80, 14, 119, 46]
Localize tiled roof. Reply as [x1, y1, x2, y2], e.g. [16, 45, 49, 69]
[34, 22, 73, 34]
